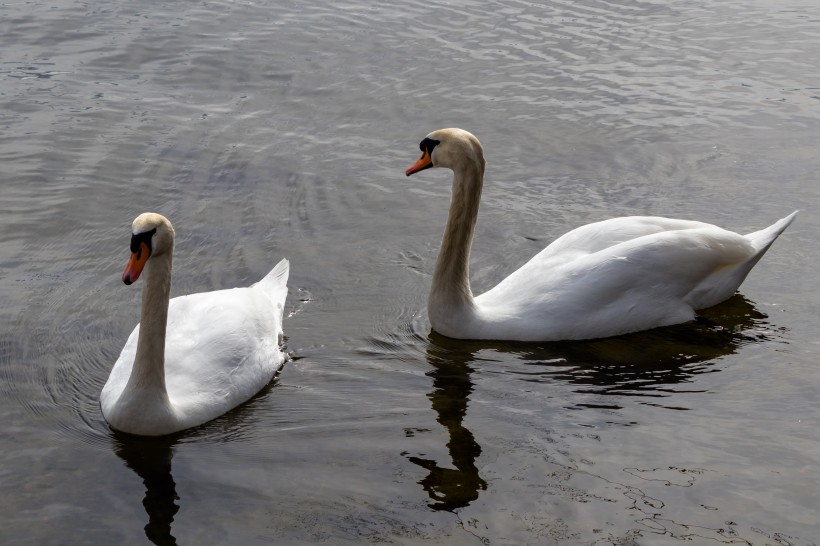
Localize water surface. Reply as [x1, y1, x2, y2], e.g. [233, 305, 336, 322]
[1, 0, 818, 544]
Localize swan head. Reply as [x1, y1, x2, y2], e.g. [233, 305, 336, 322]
[122, 213, 175, 285]
[405, 128, 485, 176]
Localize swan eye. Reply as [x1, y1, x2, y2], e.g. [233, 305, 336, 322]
[420, 137, 440, 155]
[130, 228, 157, 254]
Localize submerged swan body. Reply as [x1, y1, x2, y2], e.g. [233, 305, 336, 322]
[406, 128, 797, 342]
[101, 213, 289, 436]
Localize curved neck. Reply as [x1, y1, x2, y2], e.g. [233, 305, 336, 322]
[127, 251, 173, 396]
[430, 160, 484, 314]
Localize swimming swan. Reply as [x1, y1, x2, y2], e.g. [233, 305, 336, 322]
[405, 128, 797, 341]
[101, 213, 289, 436]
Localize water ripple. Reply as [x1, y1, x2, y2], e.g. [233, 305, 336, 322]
[0, 0, 816, 542]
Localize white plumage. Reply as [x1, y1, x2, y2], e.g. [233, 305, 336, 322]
[101, 213, 288, 436]
[406, 128, 796, 342]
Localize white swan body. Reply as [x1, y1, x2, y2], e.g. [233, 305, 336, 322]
[101, 213, 289, 436]
[406, 128, 797, 342]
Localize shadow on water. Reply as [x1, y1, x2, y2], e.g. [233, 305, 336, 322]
[406, 294, 777, 511]
[113, 434, 181, 546]
[503, 294, 779, 406]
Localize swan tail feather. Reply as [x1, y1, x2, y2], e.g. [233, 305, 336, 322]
[745, 210, 798, 253]
[736, 210, 798, 277]
[686, 212, 797, 310]
[255, 258, 290, 307]
[734, 210, 797, 274]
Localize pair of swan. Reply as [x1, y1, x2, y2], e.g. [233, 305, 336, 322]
[101, 128, 796, 436]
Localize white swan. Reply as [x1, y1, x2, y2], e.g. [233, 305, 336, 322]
[100, 213, 289, 436]
[405, 128, 797, 342]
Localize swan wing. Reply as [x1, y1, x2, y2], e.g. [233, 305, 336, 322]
[475, 222, 760, 340]
[537, 216, 715, 260]
[163, 275, 287, 427]
[102, 261, 289, 430]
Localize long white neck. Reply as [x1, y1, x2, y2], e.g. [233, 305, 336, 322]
[124, 251, 173, 403]
[428, 160, 484, 331]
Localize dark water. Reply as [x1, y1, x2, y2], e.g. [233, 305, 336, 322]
[1, 0, 818, 544]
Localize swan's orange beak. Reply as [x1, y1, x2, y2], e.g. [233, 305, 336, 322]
[406, 149, 433, 176]
[122, 242, 151, 285]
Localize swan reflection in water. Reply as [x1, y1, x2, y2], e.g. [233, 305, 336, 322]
[109, 382, 276, 545]
[113, 435, 180, 546]
[407, 294, 777, 510]
[406, 341, 488, 511]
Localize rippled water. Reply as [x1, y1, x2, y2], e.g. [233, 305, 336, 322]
[1, 0, 819, 544]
